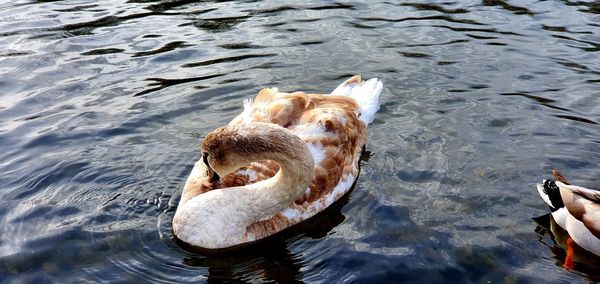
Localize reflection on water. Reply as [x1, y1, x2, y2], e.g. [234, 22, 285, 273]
[1, 0, 600, 282]
[533, 214, 600, 282]
[180, 189, 349, 284]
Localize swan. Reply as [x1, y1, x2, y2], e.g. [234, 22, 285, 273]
[536, 170, 600, 269]
[173, 75, 383, 249]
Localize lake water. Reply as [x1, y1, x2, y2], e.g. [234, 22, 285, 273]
[1, 0, 600, 283]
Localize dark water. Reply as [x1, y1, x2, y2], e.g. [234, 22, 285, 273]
[1, 0, 599, 282]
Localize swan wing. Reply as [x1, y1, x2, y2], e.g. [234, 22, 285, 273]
[230, 82, 371, 239]
[186, 77, 378, 241]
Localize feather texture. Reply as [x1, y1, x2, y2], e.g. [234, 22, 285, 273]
[174, 76, 382, 248]
[536, 170, 600, 256]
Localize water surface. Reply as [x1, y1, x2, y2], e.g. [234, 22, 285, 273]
[1, 0, 600, 282]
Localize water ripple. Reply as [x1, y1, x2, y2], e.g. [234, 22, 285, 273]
[1, 0, 600, 282]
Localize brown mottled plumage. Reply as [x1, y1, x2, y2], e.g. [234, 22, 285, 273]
[184, 91, 364, 199]
[193, 89, 364, 231]
[173, 75, 383, 249]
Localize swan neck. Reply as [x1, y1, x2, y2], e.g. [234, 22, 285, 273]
[199, 122, 315, 221]
[250, 133, 313, 208]
[257, 150, 312, 201]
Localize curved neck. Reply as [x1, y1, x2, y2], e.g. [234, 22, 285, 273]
[243, 129, 314, 220]
[247, 147, 313, 215]
[206, 123, 315, 221]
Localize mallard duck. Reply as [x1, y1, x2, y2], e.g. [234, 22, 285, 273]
[173, 75, 383, 249]
[536, 170, 600, 269]
[534, 213, 600, 271]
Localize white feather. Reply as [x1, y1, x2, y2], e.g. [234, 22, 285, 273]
[281, 207, 302, 220]
[307, 143, 325, 166]
[536, 182, 554, 209]
[325, 174, 355, 206]
[330, 77, 383, 125]
[564, 210, 600, 256]
[280, 174, 357, 223]
[242, 99, 254, 124]
[237, 169, 258, 181]
[552, 207, 568, 230]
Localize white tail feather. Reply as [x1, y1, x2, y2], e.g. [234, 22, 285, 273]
[330, 75, 383, 125]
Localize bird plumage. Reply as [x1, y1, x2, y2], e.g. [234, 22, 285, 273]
[173, 75, 382, 249]
[536, 170, 600, 257]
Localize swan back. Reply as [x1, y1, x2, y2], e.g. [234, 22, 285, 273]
[175, 76, 383, 248]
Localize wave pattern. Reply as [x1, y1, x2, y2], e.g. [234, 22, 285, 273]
[0, 0, 599, 282]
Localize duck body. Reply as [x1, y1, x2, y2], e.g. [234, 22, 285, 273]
[173, 76, 382, 249]
[536, 170, 600, 257]
[535, 213, 600, 269]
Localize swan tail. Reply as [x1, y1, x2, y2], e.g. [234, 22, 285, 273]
[330, 75, 383, 125]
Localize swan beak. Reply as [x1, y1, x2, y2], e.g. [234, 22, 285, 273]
[209, 170, 220, 183]
[202, 151, 220, 183]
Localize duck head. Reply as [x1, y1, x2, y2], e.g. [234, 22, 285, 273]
[541, 179, 565, 212]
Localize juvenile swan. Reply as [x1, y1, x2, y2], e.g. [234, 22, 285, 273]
[173, 75, 383, 249]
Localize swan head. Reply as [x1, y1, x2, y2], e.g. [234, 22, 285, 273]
[201, 122, 313, 181]
[200, 151, 221, 184]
